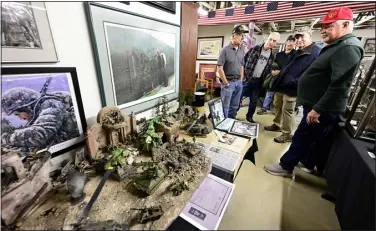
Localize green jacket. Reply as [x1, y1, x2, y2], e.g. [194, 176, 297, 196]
[297, 33, 364, 115]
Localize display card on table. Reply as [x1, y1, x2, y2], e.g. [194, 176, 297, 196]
[180, 174, 234, 230]
[196, 142, 241, 174]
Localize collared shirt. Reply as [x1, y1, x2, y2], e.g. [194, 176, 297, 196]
[217, 42, 245, 80]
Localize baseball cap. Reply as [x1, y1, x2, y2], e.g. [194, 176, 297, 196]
[313, 7, 353, 28]
[232, 25, 249, 34]
[286, 35, 296, 41]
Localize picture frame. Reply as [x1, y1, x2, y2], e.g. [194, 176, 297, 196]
[142, 2, 176, 14]
[1, 2, 58, 63]
[197, 37, 224, 60]
[1, 67, 87, 158]
[85, 2, 181, 115]
[364, 38, 375, 55]
[229, 120, 259, 138]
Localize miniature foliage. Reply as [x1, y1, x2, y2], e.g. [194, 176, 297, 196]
[105, 147, 128, 170]
[140, 117, 163, 152]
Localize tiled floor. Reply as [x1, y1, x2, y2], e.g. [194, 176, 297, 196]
[218, 105, 341, 230]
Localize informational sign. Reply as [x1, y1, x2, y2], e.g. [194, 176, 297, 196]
[196, 142, 241, 173]
[180, 174, 235, 230]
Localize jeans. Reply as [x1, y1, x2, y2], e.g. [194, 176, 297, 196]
[221, 80, 243, 119]
[279, 107, 337, 172]
[242, 78, 263, 119]
[262, 91, 275, 110]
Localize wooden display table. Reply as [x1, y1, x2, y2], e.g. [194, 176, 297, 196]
[19, 159, 211, 230]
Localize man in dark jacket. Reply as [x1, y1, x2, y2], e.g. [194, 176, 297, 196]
[257, 35, 297, 115]
[264, 7, 364, 177]
[265, 32, 322, 143]
[242, 32, 280, 122]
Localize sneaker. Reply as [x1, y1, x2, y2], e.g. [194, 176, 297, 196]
[264, 163, 293, 177]
[274, 133, 293, 143]
[246, 117, 255, 123]
[264, 124, 281, 132]
[297, 162, 315, 174]
[257, 108, 268, 115]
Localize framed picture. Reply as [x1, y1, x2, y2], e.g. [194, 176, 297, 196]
[143, 2, 176, 14]
[199, 63, 217, 79]
[1, 2, 58, 63]
[85, 2, 180, 115]
[1, 67, 87, 158]
[364, 38, 375, 55]
[197, 37, 224, 60]
[229, 120, 259, 138]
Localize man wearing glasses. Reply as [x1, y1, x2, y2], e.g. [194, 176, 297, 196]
[264, 7, 364, 177]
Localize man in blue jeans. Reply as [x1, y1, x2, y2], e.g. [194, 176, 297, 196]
[217, 25, 248, 118]
[243, 32, 280, 122]
[264, 7, 364, 177]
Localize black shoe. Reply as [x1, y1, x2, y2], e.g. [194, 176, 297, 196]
[246, 117, 255, 123]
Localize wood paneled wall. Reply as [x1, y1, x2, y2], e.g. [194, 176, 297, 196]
[180, 2, 199, 92]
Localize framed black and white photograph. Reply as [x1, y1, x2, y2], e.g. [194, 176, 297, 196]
[1, 67, 87, 157]
[229, 121, 259, 138]
[143, 2, 176, 14]
[1, 2, 58, 63]
[85, 2, 180, 115]
[364, 38, 375, 55]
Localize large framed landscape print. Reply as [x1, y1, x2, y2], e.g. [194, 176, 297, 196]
[85, 2, 180, 114]
[1, 67, 87, 157]
[1, 2, 58, 63]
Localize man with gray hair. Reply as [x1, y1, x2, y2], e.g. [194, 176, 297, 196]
[265, 31, 322, 143]
[264, 7, 363, 177]
[217, 25, 248, 118]
[242, 32, 280, 122]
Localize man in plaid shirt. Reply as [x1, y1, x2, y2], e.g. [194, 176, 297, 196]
[242, 32, 280, 122]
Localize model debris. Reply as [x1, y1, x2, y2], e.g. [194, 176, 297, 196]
[130, 205, 164, 224]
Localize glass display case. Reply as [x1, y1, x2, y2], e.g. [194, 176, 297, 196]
[346, 56, 375, 143]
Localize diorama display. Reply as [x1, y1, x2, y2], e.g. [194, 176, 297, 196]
[1, 2, 58, 63]
[208, 98, 259, 138]
[1, 67, 87, 156]
[197, 37, 224, 60]
[85, 2, 180, 115]
[346, 57, 375, 142]
[3, 99, 213, 230]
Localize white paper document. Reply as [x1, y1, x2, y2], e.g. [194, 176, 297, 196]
[196, 142, 241, 173]
[211, 130, 249, 153]
[180, 174, 235, 230]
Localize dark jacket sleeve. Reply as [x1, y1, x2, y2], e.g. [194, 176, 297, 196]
[313, 46, 363, 114]
[3, 107, 64, 149]
[288, 47, 320, 88]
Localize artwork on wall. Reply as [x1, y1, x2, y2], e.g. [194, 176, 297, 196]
[199, 63, 217, 79]
[143, 2, 176, 14]
[197, 37, 224, 60]
[85, 2, 180, 115]
[1, 2, 58, 63]
[1, 67, 86, 157]
[364, 38, 375, 56]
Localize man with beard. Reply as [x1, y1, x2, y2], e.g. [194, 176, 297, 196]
[264, 7, 363, 177]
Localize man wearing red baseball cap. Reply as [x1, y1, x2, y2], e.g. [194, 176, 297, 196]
[264, 7, 364, 177]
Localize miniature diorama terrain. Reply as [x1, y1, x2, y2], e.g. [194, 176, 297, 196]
[2, 96, 213, 230]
